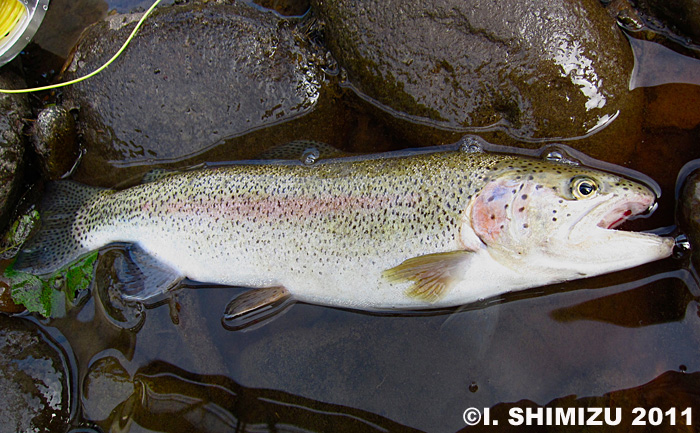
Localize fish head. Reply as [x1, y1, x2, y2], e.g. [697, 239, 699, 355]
[466, 160, 674, 279]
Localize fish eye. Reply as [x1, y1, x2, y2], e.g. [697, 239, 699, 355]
[571, 176, 598, 199]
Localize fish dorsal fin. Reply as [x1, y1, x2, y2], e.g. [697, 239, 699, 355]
[382, 251, 472, 303]
[142, 168, 179, 184]
[116, 244, 184, 301]
[256, 140, 349, 161]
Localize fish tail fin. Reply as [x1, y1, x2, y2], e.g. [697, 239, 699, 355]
[14, 181, 107, 275]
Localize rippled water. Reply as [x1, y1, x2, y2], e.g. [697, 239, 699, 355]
[4, 0, 700, 432]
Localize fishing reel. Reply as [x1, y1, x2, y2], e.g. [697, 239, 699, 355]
[0, 0, 49, 66]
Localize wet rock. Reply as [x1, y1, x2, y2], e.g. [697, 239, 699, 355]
[311, 0, 643, 161]
[0, 66, 30, 232]
[31, 106, 79, 179]
[0, 315, 70, 432]
[634, 0, 700, 43]
[679, 163, 700, 270]
[82, 356, 133, 422]
[61, 1, 328, 186]
[250, 0, 310, 16]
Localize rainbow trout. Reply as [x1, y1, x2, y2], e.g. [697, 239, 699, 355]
[16, 146, 673, 312]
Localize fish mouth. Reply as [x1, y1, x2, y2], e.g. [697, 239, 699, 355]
[564, 192, 673, 270]
[596, 198, 655, 230]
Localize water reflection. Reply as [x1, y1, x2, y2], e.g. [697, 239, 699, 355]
[85, 358, 423, 433]
[550, 269, 698, 327]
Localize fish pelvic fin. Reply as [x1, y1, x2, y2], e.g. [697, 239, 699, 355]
[222, 286, 294, 331]
[224, 286, 291, 318]
[14, 181, 107, 275]
[382, 250, 472, 303]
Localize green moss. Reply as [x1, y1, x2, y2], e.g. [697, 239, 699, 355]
[0, 210, 40, 258]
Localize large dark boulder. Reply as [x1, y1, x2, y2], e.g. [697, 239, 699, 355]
[62, 1, 327, 185]
[311, 0, 643, 160]
[0, 67, 29, 232]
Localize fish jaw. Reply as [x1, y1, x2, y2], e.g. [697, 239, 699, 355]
[566, 227, 674, 275]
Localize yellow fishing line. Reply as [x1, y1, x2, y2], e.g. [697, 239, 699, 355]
[0, 0, 163, 94]
[0, 0, 26, 41]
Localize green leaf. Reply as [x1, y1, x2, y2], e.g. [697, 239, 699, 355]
[4, 251, 98, 318]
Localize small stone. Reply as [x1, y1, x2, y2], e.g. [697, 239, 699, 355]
[32, 106, 79, 180]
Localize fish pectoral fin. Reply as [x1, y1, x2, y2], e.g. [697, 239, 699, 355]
[223, 286, 293, 331]
[382, 251, 471, 303]
[118, 244, 184, 301]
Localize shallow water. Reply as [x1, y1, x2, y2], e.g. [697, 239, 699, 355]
[6, 0, 700, 432]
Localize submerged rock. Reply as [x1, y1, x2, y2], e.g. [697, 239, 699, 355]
[82, 356, 133, 422]
[0, 315, 70, 433]
[634, 0, 700, 43]
[62, 1, 327, 186]
[0, 67, 29, 233]
[311, 0, 643, 160]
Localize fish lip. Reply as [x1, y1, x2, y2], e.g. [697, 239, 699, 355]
[595, 195, 655, 230]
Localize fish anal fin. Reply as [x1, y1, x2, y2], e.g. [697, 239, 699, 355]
[383, 251, 471, 303]
[117, 244, 184, 301]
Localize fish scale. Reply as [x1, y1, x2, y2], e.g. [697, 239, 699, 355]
[15, 149, 673, 311]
